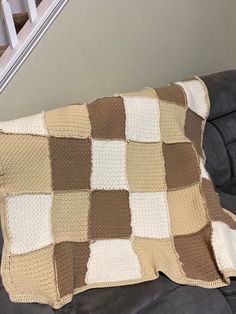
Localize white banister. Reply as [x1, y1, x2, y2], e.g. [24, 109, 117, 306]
[0, 0, 69, 92]
[8, 0, 27, 13]
[1, 0, 18, 48]
[24, 0, 38, 23]
[0, 15, 8, 46]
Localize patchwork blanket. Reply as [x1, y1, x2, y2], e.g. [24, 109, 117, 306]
[0, 76, 236, 309]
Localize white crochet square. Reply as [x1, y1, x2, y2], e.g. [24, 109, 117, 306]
[176, 80, 209, 119]
[0, 113, 48, 136]
[123, 96, 160, 142]
[130, 192, 170, 238]
[6, 194, 53, 254]
[212, 221, 236, 270]
[199, 159, 210, 180]
[85, 239, 141, 283]
[91, 140, 128, 190]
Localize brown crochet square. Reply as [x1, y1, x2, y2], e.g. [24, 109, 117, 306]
[88, 97, 126, 139]
[163, 142, 200, 189]
[89, 190, 132, 239]
[54, 242, 90, 298]
[185, 109, 204, 157]
[49, 137, 91, 190]
[201, 179, 236, 230]
[174, 224, 221, 281]
[154, 84, 187, 107]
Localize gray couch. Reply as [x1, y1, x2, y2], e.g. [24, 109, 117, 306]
[0, 70, 236, 314]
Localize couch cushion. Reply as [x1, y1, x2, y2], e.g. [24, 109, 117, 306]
[201, 70, 236, 121]
[202, 70, 236, 189]
[203, 123, 231, 187]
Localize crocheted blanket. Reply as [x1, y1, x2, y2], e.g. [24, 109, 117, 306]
[0, 76, 236, 309]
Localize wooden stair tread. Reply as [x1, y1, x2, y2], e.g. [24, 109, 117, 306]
[13, 12, 29, 34]
[0, 45, 8, 57]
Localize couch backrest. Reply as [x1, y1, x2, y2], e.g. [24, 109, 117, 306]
[202, 70, 236, 187]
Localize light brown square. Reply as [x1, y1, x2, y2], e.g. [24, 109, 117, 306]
[167, 183, 208, 235]
[0, 134, 52, 194]
[127, 142, 166, 192]
[49, 137, 91, 190]
[133, 237, 184, 279]
[10, 246, 57, 301]
[159, 102, 189, 143]
[174, 224, 222, 281]
[89, 190, 131, 239]
[52, 191, 90, 243]
[88, 97, 126, 139]
[163, 143, 200, 189]
[45, 104, 91, 138]
[54, 242, 90, 298]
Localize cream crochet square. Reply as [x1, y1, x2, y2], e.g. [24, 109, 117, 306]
[199, 159, 210, 180]
[6, 194, 53, 254]
[176, 80, 209, 119]
[85, 239, 141, 284]
[129, 192, 170, 238]
[123, 96, 160, 142]
[0, 113, 48, 136]
[212, 221, 236, 270]
[91, 140, 128, 190]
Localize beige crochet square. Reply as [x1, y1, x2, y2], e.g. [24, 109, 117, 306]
[0, 134, 52, 194]
[133, 237, 184, 279]
[45, 104, 91, 138]
[167, 183, 208, 235]
[121, 87, 157, 98]
[159, 101, 189, 143]
[52, 191, 90, 243]
[9, 246, 57, 302]
[126, 142, 166, 192]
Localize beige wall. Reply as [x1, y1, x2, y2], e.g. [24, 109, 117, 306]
[0, 0, 235, 121]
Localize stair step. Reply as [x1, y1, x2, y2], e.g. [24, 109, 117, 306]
[0, 45, 8, 57]
[13, 12, 29, 34]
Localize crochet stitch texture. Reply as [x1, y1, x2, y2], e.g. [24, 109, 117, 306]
[1, 77, 236, 309]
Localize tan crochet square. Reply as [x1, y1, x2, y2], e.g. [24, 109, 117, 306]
[133, 237, 184, 279]
[0, 134, 51, 194]
[159, 101, 189, 143]
[167, 183, 208, 235]
[45, 104, 91, 138]
[52, 191, 90, 243]
[9, 246, 57, 302]
[121, 87, 157, 98]
[126, 142, 166, 192]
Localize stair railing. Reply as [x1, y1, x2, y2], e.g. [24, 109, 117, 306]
[0, 0, 68, 93]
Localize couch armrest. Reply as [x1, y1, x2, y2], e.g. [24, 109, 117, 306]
[217, 190, 236, 214]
